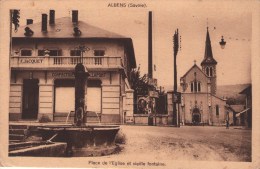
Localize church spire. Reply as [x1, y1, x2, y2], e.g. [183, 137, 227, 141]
[201, 27, 217, 66]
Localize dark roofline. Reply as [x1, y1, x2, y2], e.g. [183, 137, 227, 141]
[211, 94, 226, 101]
[239, 85, 252, 95]
[180, 64, 208, 79]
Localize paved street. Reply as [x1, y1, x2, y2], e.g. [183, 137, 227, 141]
[107, 125, 251, 162]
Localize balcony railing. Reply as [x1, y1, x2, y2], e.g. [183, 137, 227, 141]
[10, 56, 123, 69]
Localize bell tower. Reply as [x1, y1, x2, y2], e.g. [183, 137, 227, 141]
[201, 27, 217, 95]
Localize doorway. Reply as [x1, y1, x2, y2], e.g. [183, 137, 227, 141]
[22, 79, 39, 119]
[192, 108, 201, 125]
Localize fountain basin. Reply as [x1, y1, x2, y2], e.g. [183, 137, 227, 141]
[38, 125, 120, 156]
[9, 141, 67, 157]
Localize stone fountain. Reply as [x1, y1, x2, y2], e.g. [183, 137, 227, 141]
[38, 63, 120, 157]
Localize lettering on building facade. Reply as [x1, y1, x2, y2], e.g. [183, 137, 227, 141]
[51, 72, 106, 78]
[19, 58, 44, 64]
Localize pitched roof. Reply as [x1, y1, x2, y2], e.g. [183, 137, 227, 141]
[12, 17, 127, 39]
[201, 27, 217, 66]
[239, 84, 252, 95]
[229, 105, 245, 113]
[12, 17, 136, 68]
[181, 63, 208, 79]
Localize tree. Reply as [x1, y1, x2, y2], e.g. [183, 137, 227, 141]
[129, 66, 156, 113]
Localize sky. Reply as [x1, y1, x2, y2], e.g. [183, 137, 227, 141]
[10, 0, 252, 90]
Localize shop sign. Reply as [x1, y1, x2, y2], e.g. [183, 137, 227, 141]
[52, 72, 75, 78]
[51, 72, 106, 78]
[19, 58, 44, 64]
[89, 72, 106, 77]
[173, 92, 181, 103]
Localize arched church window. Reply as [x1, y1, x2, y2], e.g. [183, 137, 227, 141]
[191, 81, 201, 92]
[206, 67, 209, 76]
[209, 67, 213, 77]
[194, 81, 197, 92]
[216, 105, 219, 116]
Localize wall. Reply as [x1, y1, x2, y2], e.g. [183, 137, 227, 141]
[181, 93, 209, 124]
[210, 95, 227, 125]
[12, 39, 125, 58]
[9, 70, 124, 123]
[181, 66, 209, 93]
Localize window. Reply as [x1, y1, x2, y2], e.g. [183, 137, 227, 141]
[94, 50, 105, 65]
[216, 105, 219, 116]
[70, 50, 81, 56]
[94, 50, 105, 56]
[209, 67, 213, 77]
[206, 67, 209, 76]
[206, 67, 213, 77]
[38, 49, 62, 56]
[191, 81, 201, 92]
[21, 49, 32, 56]
[198, 82, 201, 92]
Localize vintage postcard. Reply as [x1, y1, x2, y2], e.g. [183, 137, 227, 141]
[0, 0, 259, 168]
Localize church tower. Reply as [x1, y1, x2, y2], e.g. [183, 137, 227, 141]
[201, 27, 217, 95]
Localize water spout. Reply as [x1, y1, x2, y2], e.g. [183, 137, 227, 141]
[94, 112, 101, 125]
[46, 133, 58, 143]
[66, 111, 72, 124]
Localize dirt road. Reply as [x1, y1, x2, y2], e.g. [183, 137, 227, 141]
[108, 125, 251, 162]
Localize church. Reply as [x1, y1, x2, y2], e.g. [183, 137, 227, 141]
[179, 28, 228, 125]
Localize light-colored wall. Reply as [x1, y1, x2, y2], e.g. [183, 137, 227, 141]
[181, 93, 209, 124]
[9, 70, 124, 122]
[210, 95, 227, 125]
[182, 66, 209, 93]
[12, 40, 125, 58]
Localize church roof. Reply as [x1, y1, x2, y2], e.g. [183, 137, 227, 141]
[201, 27, 217, 66]
[181, 63, 208, 79]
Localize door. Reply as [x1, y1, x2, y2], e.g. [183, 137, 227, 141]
[55, 87, 75, 113]
[192, 108, 201, 125]
[22, 79, 39, 119]
[86, 87, 101, 113]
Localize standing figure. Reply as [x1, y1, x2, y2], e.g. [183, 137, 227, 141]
[226, 119, 229, 129]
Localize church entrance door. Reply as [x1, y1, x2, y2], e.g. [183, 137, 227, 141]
[192, 108, 201, 125]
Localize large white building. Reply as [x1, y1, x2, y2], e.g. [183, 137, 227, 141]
[9, 10, 136, 124]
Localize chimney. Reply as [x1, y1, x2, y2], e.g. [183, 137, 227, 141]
[72, 10, 78, 23]
[49, 10, 55, 25]
[41, 14, 48, 32]
[148, 11, 153, 79]
[26, 19, 33, 25]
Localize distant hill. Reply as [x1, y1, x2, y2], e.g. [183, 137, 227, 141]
[216, 84, 250, 98]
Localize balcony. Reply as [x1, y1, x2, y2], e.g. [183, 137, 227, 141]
[10, 56, 124, 70]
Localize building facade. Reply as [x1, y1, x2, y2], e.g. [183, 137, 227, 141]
[9, 10, 136, 124]
[179, 28, 228, 125]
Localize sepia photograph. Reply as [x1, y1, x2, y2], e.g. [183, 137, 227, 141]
[0, 0, 259, 168]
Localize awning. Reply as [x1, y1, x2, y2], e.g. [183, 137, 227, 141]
[236, 108, 251, 117]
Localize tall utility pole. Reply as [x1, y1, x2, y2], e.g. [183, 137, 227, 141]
[173, 29, 180, 127]
[148, 11, 153, 79]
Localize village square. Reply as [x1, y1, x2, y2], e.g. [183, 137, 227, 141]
[1, 1, 255, 168]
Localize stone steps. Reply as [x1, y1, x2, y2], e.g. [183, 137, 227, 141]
[9, 124, 29, 142]
[9, 134, 26, 141]
[9, 129, 28, 135]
